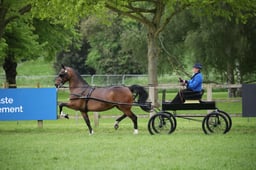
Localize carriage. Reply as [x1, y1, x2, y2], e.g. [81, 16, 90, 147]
[55, 65, 232, 135]
[147, 89, 232, 135]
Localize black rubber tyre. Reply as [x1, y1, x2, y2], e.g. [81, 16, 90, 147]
[147, 115, 155, 135]
[202, 112, 228, 134]
[148, 112, 176, 135]
[217, 110, 232, 133]
[162, 112, 177, 133]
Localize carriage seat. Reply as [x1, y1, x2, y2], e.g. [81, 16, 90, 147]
[183, 89, 204, 101]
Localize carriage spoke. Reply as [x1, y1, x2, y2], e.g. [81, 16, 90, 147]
[148, 113, 175, 135]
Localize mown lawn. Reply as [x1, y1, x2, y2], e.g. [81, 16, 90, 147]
[0, 117, 255, 170]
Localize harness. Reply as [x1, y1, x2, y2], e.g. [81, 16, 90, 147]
[84, 87, 95, 112]
[70, 87, 95, 112]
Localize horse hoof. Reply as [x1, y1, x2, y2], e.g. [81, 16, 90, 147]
[64, 114, 69, 119]
[89, 130, 94, 135]
[133, 129, 139, 135]
[60, 111, 69, 119]
[114, 124, 119, 130]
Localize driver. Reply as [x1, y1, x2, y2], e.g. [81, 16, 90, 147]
[171, 63, 203, 104]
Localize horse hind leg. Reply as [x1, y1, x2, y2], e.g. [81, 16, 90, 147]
[81, 112, 94, 135]
[129, 112, 138, 134]
[114, 114, 127, 130]
[119, 109, 138, 134]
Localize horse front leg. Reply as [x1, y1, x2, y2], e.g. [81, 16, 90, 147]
[81, 112, 93, 135]
[59, 102, 69, 119]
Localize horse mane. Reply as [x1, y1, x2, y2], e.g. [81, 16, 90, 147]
[69, 67, 89, 86]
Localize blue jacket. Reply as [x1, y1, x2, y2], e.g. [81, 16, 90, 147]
[187, 72, 203, 92]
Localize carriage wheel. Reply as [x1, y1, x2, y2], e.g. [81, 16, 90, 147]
[147, 116, 155, 135]
[148, 112, 176, 135]
[152, 112, 176, 134]
[202, 112, 228, 134]
[161, 111, 177, 133]
[148, 113, 174, 135]
[216, 110, 232, 133]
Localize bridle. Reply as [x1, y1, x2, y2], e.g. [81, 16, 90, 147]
[55, 69, 69, 88]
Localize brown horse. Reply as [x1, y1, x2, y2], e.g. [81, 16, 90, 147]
[55, 65, 150, 135]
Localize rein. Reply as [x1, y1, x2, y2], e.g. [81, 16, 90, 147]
[70, 95, 152, 108]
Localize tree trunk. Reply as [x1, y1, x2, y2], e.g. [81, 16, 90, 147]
[147, 31, 160, 106]
[227, 62, 236, 97]
[3, 55, 17, 88]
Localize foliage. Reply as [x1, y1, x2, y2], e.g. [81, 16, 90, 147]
[0, 0, 81, 87]
[0, 1, 80, 63]
[0, 39, 7, 63]
[54, 39, 96, 75]
[31, 0, 107, 26]
[1, 0, 256, 86]
[154, 5, 256, 83]
[81, 15, 147, 74]
[238, 17, 256, 83]
[184, 14, 256, 83]
[158, 9, 199, 77]
[3, 19, 42, 62]
[33, 19, 79, 61]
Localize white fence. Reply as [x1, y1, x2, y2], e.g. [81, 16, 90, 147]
[0, 74, 149, 87]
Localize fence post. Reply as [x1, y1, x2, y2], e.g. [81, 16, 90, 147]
[37, 83, 43, 128]
[3, 82, 7, 88]
[207, 84, 212, 101]
[122, 75, 125, 85]
[207, 84, 213, 114]
[94, 112, 99, 127]
[37, 120, 43, 128]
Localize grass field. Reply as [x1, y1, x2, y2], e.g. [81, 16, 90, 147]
[0, 117, 255, 170]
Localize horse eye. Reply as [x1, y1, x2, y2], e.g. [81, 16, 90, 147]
[59, 73, 64, 77]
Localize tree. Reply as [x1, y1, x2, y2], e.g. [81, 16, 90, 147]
[80, 15, 147, 74]
[54, 39, 96, 75]
[184, 12, 256, 85]
[158, 9, 198, 77]
[2, 0, 256, 93]
[105, 0, 256, 104]
[2, 17, 43, 87]
[0, 1, 32, 87]
[105, 0, 193, 105]
[28, 0, 192, 103]
[238, 17, 256, 83]
[0, 1, 32, 39]
[0, 1, 78, 87]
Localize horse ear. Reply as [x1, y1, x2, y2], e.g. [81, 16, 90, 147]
[61, 64, 65, 69]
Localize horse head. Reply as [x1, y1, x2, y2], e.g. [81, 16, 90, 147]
[55, 64, 71, 88]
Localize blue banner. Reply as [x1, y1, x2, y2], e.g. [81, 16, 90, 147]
[0, 88, 57, 120]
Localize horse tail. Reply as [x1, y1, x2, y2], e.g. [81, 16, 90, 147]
[129, 85, 150, 112]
